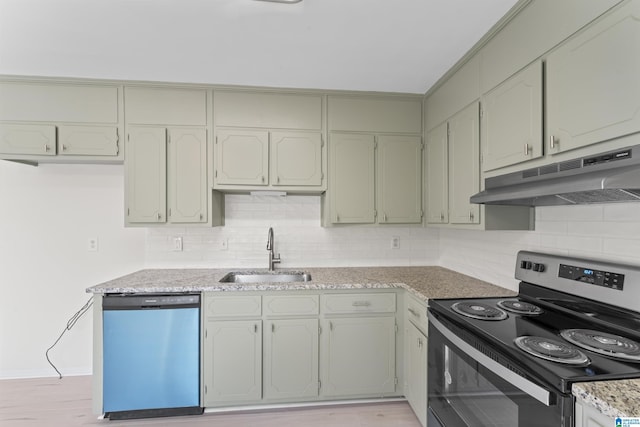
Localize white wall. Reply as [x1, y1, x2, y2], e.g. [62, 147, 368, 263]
[0, 162, 146, 379]
[439, 203, 640, 292]
[145, 195, 440, 269]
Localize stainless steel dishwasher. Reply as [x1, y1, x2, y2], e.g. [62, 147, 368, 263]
[102, 294, 202, 420]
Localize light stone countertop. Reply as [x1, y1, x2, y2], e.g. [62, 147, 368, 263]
[573, 379, 640, 419]
[86, 265, 639, 419]
[85, 266, 516, 302]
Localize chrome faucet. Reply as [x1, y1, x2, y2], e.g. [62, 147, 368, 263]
[266, 227, 281, 271]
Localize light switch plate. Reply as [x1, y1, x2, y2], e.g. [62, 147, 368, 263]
[88, 237, 99, 252]
[391, 236, 400, 249]
[173, 237, 183, 252]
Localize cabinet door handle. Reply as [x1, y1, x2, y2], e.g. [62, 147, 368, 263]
[62, 144, 68, 151]
[408, 307, 418, 317]
[549, 135, 555, 149]
[524, 143, 529, 156]
[469, 211, 474, 222]
[277, 176, 280, 184]
[254, 324, 258, 333]
[157, 213, 162, 221]
[44, 144, 50, 152]
[261, 176, 265, 183]
[352, 301, 372, 307]
[271, 323, 275, 333]
[383, 213, 387, 222]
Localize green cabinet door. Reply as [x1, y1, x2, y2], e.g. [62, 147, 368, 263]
[58, 125, 119, 157]
[215, 129, 269, 186]
[321, 316, 396, 397]
[377, 135, 423, 224]
[168, 128, 207, 223]
[329, 133, 375, 224]
[125, 126, 167, 223]
[203, 320, 262, 406]
[270, 131, 323, 187]
[426, 122, 448, 224]
[547, 1, 640, 155]
[405, 323, 427, 427]
[449, 102, 480, 225]
[263, 318, 319, 400]
[0, 124, 56, 156]
[481, 60, 543, 171]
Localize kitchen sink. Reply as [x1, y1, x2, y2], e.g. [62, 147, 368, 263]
[219, 271, 312, 284]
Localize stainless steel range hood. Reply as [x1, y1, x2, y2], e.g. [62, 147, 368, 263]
[470, 145, 640, 206]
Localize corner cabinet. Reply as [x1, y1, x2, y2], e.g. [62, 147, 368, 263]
[0, 81, 123, 164]
[546, 0, 640, 156]
[426, 102, 532, 230]
[426, 102, 480, 226]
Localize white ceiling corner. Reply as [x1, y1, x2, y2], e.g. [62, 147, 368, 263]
[0, 0, 519, 94]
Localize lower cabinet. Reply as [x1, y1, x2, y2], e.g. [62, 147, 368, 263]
[320, 316, 397, 397]
[203, 320, 262, 405]
[264, 318, 319, 400]
[202, 291, 400, 409]
[574, 399, 613, 427]
[405, 323, 428, 427]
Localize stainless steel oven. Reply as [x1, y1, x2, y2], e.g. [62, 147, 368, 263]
[428, 251, 640, 427]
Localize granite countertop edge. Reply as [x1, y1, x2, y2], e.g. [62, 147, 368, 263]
[86, 265, 639, 418]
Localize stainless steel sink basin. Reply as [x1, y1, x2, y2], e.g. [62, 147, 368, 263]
[219, 271, 312, 284]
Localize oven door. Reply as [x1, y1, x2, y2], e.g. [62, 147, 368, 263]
[428, 311, 573, 427]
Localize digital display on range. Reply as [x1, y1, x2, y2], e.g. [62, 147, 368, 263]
[558, 264, 625, 290]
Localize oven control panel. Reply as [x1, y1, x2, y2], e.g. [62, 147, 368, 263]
[558, 264, 625, 290]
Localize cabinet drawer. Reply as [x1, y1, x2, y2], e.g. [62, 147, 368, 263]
[263, 295, 319, 317]
[406, 294, 428, 335]
[322, 293, 396, 314]
[204, 295, 261, 318]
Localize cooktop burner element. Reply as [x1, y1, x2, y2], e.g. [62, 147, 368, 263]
[514, 336, 590, 365]
[497, 299, 543, 315]
[560, 329, 640, 362]
[451, 301, 507, 320]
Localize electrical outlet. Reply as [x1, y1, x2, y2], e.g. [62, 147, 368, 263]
[88, 237, 99, 252]
[391, 236, 400, 249]
[220, 238, 228, 250]
[172, 237, 183, 252]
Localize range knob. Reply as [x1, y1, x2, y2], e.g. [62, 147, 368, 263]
[532, 263, 546, 272]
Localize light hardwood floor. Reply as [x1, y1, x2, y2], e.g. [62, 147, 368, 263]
[0, 376, 422, 427]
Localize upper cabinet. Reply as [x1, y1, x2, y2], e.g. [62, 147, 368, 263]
[546, 0, 640, 156]
[324, 95, 423, 226]
[213, 90, 326, 193]
[0, 81, 123, 163]
[481, 60, 543, 171]
[124, 86, 222, 227]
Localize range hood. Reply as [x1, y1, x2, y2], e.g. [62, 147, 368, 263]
[470, 145, 640, 206]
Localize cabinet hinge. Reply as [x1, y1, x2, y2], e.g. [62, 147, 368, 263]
[395, 323, 399, 334]
[321, 135, 325, 147]
[127, 208, 130, 216]
[394, 377, 398, 386]
[215, 136, 218, 144]
[127, 133, 130, 142]
[480, 106, 484, 119]
[318, 381, 321, 391]
[205, 329, 207, 338]
[168, 208, 172, 218]
[215, 170, 218, 178]
[421, 210, 424, 218]
[204, 385, 207, 394]
[374, 210, 377, 218]
[318, 325, 322, 334]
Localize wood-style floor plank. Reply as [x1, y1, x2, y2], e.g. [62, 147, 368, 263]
[0, 376, 421, 427]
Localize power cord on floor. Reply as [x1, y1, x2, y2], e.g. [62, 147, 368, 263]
[45, 295, 94, 379]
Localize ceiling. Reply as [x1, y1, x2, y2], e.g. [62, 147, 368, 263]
[0, 0, 519, 94]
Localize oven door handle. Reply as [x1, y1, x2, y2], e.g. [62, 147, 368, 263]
[429, 313, 553, 406]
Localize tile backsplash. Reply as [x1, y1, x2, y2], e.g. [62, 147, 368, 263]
[145, 196, 640, 292]
[145, 195, 440, 268]
[439, 203, 640, 290]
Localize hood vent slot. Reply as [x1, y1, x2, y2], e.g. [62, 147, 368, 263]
[471, 145, 640, 206]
